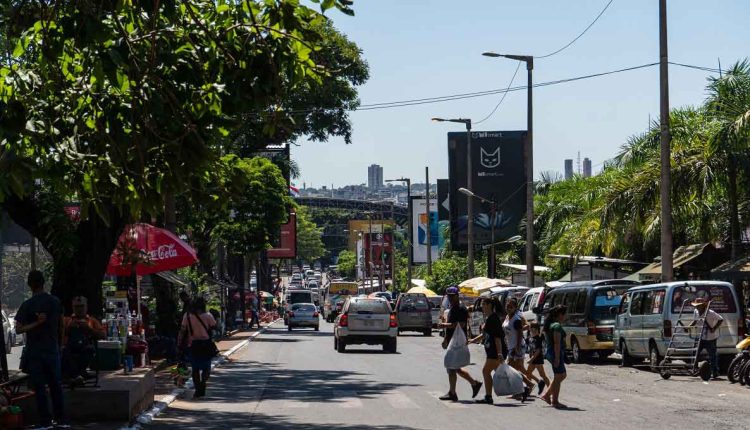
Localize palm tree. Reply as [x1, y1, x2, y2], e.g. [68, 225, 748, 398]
[706, 60, 750, 260]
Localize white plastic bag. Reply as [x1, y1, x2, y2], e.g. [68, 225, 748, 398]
[493, 363, 525, 396]
[443, 326, 470, 369]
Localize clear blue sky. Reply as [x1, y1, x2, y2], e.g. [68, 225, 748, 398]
[292, 0, 749, 188]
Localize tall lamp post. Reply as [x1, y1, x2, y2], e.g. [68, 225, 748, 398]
[432, 117, 474, 277]
[482, 52, 534, 288]
[386, 178, 412, 290]
[459, 188, 522, 279]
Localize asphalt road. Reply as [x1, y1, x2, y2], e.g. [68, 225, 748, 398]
[147, 320, 750, 430]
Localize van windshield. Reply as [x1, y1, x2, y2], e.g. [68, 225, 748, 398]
[671, 284, 737, 313]
[591, 287, 630, 321]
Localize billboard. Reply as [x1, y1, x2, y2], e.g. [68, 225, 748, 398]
[411, 197, 439, 264]
[267, 212, 297, 259]
[447, 131, 527, 251]
[347, 219, 394, 251]
[364, 232, 393, 278]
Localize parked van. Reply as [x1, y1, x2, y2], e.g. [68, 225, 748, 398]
[542, 280, 640, 362]
[614, 281, 743, 371]
[519, 286, 548, 326]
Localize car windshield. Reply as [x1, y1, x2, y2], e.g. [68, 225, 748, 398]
[291, 304, 316, 312]
[398, 296, 429, 311]
[671, 284, 737, 313]
[352, 300, 390, 314]
[591, 288, 627, 321]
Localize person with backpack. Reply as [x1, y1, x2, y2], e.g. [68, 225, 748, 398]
[178, 297, 217, 399]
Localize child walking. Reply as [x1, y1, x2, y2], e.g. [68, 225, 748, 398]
[525, 322, 551, 395]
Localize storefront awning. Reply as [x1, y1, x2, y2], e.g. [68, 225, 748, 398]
[712, 254, 750, 278]
[154, 271, 190, 287]
[500, 263, 551, 273]
[637, 243, 711, 276]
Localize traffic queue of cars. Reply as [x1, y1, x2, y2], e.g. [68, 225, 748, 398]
[283, 272, 746, 375]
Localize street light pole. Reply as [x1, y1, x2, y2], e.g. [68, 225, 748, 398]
[386, 178, 412, 290]
[425, 166, 432, 276]
[659, 0, 674, 282]
[431, 118, 473, 277]
[482, 52, 534, 287]
[459, 187, 498, 278]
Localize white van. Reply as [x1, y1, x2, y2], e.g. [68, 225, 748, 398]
[519, 286, 548, 326]
[614, 281, 743, 371]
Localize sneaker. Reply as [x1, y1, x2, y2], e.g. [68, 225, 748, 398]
[438, 392, 458, 402]
[475, 395, 493, 404]
[471, 382, 483, 399]
[538, 380, 546, 396]
[521, 386, 530, 403]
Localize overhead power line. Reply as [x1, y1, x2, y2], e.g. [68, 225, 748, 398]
[475, 62, 522, 125]
[253, 61, 721, 118]
[537, 0, 616, 59]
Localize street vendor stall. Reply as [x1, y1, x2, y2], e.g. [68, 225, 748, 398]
[458, 277, 510, 297]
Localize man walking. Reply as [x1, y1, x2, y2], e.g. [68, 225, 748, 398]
[438, 286, 482, 401]
[692, 297, 724, 379]
[14, 270, 68, 429]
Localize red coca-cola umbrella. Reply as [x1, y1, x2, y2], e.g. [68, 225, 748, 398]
[107, 223, 198, 276]
[107, 223, 198, 317]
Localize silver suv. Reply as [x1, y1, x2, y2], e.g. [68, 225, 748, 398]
[334, 297, 397, 353]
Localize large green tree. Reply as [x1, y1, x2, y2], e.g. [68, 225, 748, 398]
[0, 0, 356, 314]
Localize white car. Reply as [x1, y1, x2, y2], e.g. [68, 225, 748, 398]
[334, 297, 397, 353]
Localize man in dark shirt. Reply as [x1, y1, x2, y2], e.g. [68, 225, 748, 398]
[438, 286, 482, 402]
[15, 270, 68, 428]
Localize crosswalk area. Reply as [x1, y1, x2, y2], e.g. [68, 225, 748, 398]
[278, 389, 474, 410]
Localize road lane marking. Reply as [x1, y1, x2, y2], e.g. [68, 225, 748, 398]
[334, 390, 363, 408]
[385, 391, 420, 409]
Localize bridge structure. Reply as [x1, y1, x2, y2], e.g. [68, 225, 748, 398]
[294, 197, 409, 227]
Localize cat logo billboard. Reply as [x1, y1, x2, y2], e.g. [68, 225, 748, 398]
[447, 131, 528, 251]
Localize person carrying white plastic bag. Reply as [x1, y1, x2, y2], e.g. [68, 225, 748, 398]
[493, 363, 526, 397]
[443, 322, 470, 369]
[437, 286, 482, 402]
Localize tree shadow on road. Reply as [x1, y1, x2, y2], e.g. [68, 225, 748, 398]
[151, 410, 428, 430]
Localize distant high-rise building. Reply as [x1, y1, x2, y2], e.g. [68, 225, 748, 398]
[583, 158, 592, 178]
[564, 159, 574, 180]
[368, 164, 383, 189]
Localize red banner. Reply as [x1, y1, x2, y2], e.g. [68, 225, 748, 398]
[364, 232, 393, 278]
[268, 212, 297, 259]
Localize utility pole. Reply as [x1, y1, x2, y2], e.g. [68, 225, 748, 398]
[425, 166, 432, 276]
[368, 215, 374, 288]
[466, 123, 474, 278]
[659, 0, 674, 282]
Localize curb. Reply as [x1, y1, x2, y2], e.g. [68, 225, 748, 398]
[122, 320, 280, 429]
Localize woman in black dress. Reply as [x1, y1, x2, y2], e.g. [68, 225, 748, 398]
[469, 297, 505, 404]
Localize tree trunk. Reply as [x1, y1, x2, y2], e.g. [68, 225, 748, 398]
[2, 195, 127, 317]
[50, 210, 128, 317]
[728, 160, 741, 262]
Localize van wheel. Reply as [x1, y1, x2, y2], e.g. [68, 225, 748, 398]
[620, 342, 634, 367]
[334, 337, 338, 350]
[337, 339, 346, 353]
[649, 343, 662, 373]
[423, 329, 432, 337]
[571, 338, 587, 364]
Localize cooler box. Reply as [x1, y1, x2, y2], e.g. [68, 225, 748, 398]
[97, 340, 122, 370]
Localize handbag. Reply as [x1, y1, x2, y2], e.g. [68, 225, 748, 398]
[187, 314, 219, 359]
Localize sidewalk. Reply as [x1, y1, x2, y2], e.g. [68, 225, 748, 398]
[133, 321, 278, 427]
